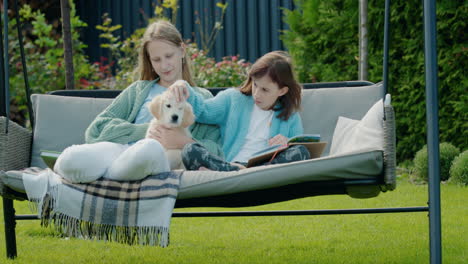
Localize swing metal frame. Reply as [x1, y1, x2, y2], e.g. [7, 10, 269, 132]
[1, 0, 442, 262]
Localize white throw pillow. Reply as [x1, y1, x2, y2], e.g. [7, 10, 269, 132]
[329, 99, 384, 156]
[329, 116, 359, 155]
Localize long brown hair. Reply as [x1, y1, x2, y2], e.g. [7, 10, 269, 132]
[136, 20, 195, 86]
[240, 51, 302, 120]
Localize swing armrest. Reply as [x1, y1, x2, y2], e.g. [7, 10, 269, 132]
[0, 116, 32, 172]
[382, 104, 396, 191]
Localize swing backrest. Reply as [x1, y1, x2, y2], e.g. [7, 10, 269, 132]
[30, 95, 114, 167]
[300, 82, 383, 155]
[29, 81, 383, 168]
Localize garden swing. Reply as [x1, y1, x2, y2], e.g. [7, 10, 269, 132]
[0, 0, 442, 263]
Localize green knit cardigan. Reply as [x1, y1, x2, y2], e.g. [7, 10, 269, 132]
[85, 80, 223, 156]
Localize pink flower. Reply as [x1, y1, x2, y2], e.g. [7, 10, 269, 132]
[79, 78, 90, 88]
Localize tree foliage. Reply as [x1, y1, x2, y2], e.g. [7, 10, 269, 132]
[7, 3, 100, 126]
[282, 0, 467, 161]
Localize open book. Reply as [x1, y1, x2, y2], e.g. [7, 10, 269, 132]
[40, 150, 61, 169]
[246, 134, 327, 167]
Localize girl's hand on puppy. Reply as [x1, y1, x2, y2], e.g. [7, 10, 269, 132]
[268, 134, 288, 146]
[152, 124, 195, 149]
[145, 123, 159, 141]
[168, 80, 190, 102]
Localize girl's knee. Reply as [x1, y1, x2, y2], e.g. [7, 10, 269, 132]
[182, 142, 202, 151]
[182, 142, 202, 158]
[106, 139, 170, 181]
[54, 143, 120, 183]
[137, 138, 166, 157]
[137, 138, 160, 146]
[291, 145, 311, 160]
[181, 142, 207, 170]
[269, 145, 310, 165]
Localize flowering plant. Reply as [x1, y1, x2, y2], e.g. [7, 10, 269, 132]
[8, 4, 104, 126]
[186, 43, 251, 88]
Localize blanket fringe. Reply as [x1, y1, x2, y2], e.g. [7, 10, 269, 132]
[27, 180, 59, 217]
[27, 199, 39, 214]
[35, 184, 170, 247]
[42, 212, 169, 247]
[26, 173, 178, 248]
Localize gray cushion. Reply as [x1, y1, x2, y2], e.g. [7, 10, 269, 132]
[29, 83, 384, 168]
[300, 82, 384, 155]
[0, 167, 43, 194]
[1, 149, 383, 199]
[2, 84, 388, 200]
[30, 94, 113, 168]
[178, 149, 383, 199]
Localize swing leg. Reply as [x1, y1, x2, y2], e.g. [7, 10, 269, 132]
[3, 197, 17, 259]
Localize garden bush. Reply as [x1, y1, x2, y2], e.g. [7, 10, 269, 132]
[186, 43, 250, 88]
[450, 150, 468, 186]
[96, 25, 250, 90]
[96, 4, 250, 90]
[8, 3, 103, 126]
[413, 142, 460, 182]
[282, 0, 467, 162]
[94, 13, 143, 90]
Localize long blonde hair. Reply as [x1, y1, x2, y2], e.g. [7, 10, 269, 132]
[136, 20, 195, 86]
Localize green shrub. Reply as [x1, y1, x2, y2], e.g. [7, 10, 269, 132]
[96, 1, 241, 89]
[450, 150, 468, 186]
[8, 3, 103, 126]
[413, 146, 428, 183]
[186, 43, 251, 88]
[282, 0, 467, 162]
[95, 25, 250, 89]
[282, 0, 358, 82]
[94, 13, 142, 90]
[413, 142, 460, 182]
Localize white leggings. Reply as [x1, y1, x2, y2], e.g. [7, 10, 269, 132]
[54, 139, 170, 183]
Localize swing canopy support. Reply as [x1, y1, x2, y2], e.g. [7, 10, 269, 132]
[0, 0, 441, 262]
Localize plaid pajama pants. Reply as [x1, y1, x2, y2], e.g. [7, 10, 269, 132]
[182, 142, 310, 171]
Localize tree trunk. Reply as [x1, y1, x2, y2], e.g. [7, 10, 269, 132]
[359, 0, 368, 80]
[60, 0, 74, 89]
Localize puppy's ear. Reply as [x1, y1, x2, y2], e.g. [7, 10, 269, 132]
[148, 96, 163, 119]
[181, 103, 195, 128]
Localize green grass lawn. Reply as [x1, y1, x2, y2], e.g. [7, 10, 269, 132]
[1, 179, 466, 264]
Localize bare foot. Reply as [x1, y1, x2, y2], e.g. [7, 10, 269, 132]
[198, 166, 212, 171]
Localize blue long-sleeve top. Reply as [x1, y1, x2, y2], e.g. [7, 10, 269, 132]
[186, 86, 303, 162]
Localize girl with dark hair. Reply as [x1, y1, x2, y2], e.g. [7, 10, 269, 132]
[170, 51, 310, 171]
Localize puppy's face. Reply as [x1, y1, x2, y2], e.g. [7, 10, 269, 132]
[149, 92, 195, 128]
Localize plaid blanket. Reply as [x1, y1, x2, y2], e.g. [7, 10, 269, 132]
[23, 168, 180, 247]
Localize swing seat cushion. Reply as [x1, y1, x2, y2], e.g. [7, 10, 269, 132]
[0, 147, 382, 204]
[178, 149, 383, 201]
[1, 82, 394, 203]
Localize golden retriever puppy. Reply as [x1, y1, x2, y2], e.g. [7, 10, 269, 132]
[146, 91, 195, 169]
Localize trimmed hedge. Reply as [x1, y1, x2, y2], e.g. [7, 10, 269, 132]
[413, 142, 460, 182]
[450, 150, 468, 186]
